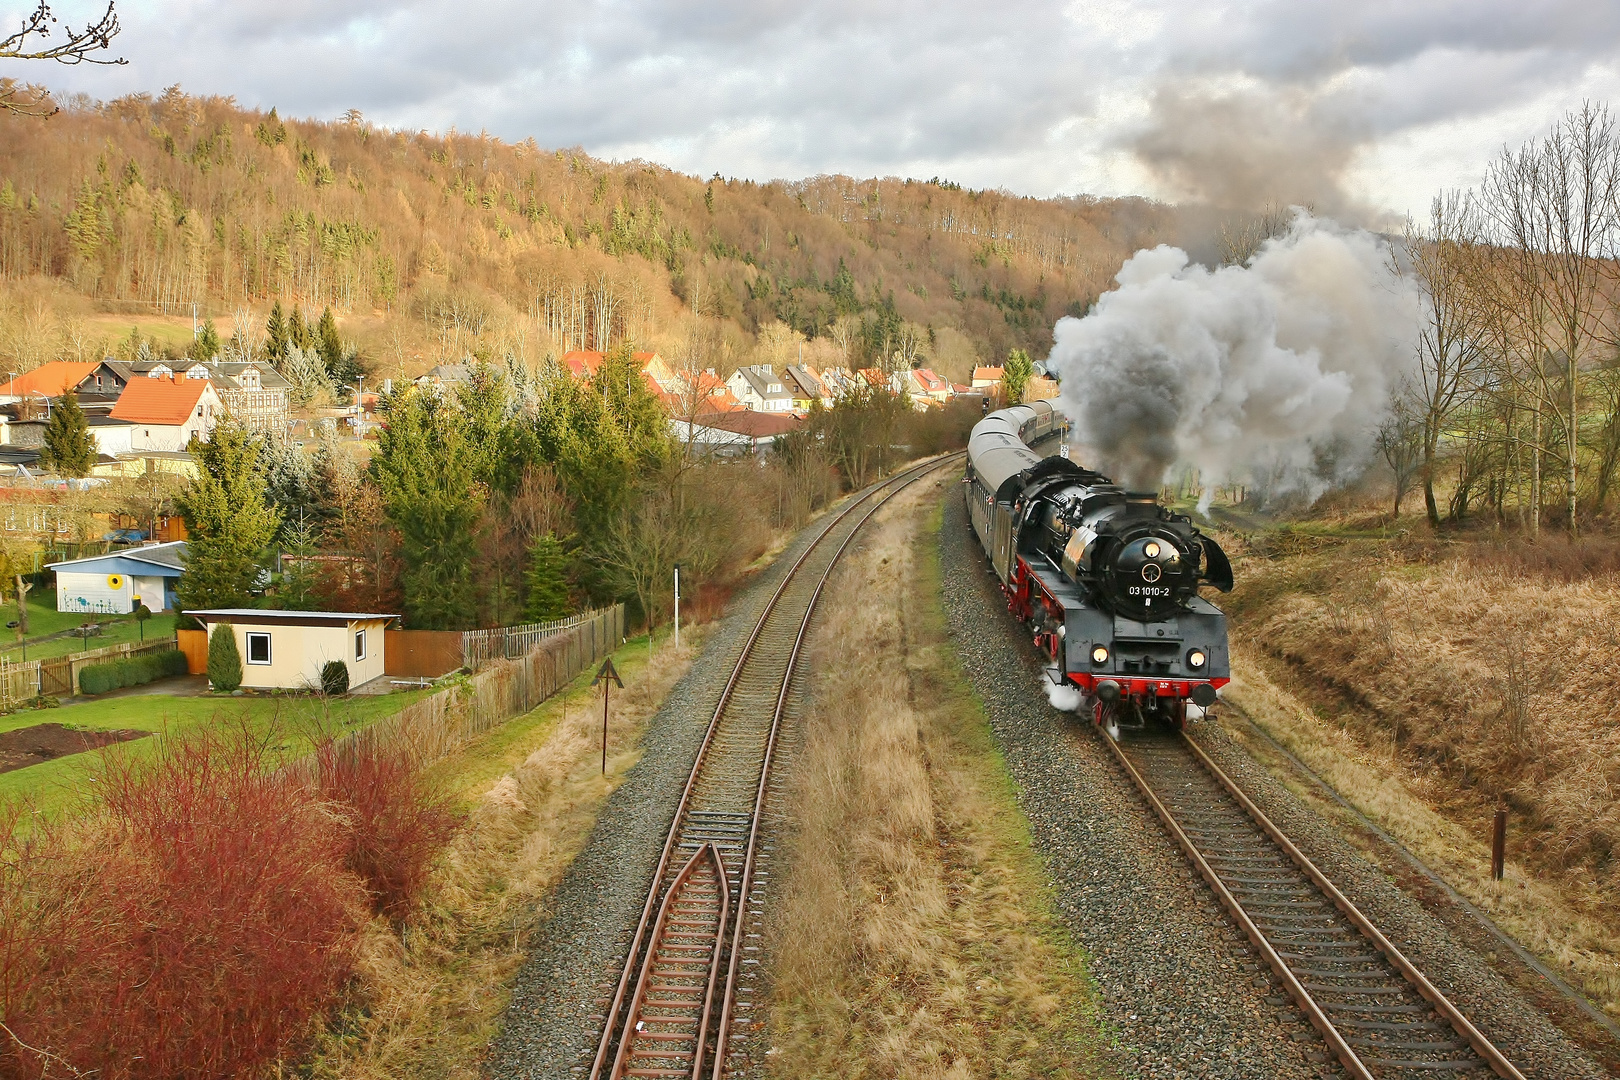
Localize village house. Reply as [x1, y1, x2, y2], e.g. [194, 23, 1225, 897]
[110, 375, 222, 451]
[0, 362, 105, 413]
[726, 365, 795, 412]
[906, 367, 952, 404]
[781, 364, 829, 410]
[187, 609, 395, 691]
[972, 365, 1005, 391]
[672, 409, 802, 459]
[659, 367, 742, 417]
[560, 350, 674, 391]
[414, 363, 472, 390]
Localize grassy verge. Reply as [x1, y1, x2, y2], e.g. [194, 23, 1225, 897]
[763, 477, 1111, 1079]
[302, 626, 705, 1079]
[0, 589, 179, 661]
[1, 690, 430, 818]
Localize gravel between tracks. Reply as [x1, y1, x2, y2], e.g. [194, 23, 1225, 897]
[486, 513, 837, 1080]
[937, 492, 1607, 1080]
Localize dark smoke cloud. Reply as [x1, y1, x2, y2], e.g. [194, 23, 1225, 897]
[1128, 80, 1375, 223]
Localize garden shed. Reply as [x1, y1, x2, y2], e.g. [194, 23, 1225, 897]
[47, 541, 188, 614]
[186, 609, 397, 691]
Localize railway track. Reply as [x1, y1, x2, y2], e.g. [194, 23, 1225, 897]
[1105, 724, 1528, 1080]
[588, 454, 959, 1080]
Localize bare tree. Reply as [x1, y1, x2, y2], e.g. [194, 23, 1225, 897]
[1, 2, 124, 117]
[1376, 385, 1424, 519]
[1404, 192, 1487, 527]
[1478, 102, 1620, 537]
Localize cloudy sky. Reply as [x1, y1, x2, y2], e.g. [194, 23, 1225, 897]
[13, 0, 1620, 219]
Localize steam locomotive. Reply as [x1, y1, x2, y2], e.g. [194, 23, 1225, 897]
[964, 399, 1233, 731]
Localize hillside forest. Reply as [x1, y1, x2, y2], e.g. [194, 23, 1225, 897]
[0, 86, 1169, 385]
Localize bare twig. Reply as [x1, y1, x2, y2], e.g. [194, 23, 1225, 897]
[1, 2, 125, 117]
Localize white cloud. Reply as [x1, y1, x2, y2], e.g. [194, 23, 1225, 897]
[9, 0, 1620, 217]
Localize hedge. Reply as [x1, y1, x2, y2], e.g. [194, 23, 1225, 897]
[78, 650, 190, 696]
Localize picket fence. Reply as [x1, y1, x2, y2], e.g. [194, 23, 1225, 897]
[0, 635, 180, 706]
[323, 604, 624, 766]
[461, 609, 615, 668]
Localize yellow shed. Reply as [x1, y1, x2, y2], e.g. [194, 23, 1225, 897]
[188, 609, 398, 692]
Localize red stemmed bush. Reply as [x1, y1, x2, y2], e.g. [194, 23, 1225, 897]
[0, 719, 456, 1080]
[315, 735, 459, 918]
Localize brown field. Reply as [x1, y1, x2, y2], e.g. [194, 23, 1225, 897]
[1222, 536, 1620, 1021]
[764, 481, 1110, 1080]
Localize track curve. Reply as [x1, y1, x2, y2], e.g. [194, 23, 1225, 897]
[589, 453, 962, 1080]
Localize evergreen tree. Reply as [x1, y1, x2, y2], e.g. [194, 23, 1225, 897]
[287, 306, 311, 352]
[264, 301, 288, 362]
[523, 535, 571, 621]
[189, 319, 221, 364]
[275, 513, 322, 610]
[176, 422, 283, 611]
[39, 390, 97, 477]
[316, 307, 343, 374]
[207, 623, 242, 692]
[371, 386, 485, 628]
[1003, 347, 1033, 405]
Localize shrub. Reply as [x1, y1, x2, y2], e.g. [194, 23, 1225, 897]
[320, 659, 350, 696]
[207, 624, 242, 692]
[315, 737, 460, 918]
[0, 726, 366, 1079]
[78, 650, 189, 695]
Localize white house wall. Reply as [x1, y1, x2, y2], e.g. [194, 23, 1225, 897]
[56, 570, 134, 614]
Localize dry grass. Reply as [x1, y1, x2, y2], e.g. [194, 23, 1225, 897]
[764, 479, 1110, 1080]
[300, 627, 704, 1079]
[1223, 542, 1620, 1020]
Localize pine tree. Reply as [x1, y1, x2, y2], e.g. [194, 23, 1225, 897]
[264, 301, 288, 362]
[207, 623, 242, 692]
[316, 307, 342, 374]
[39, 390, 97, 477]
[176, 422, 283, 611]
[1004, 348, 1033, 405]
[523, 535, 571, 621]
[189, 319, 221, 364]
[275, 513, 322, 610]
[287, 306, 311, 352]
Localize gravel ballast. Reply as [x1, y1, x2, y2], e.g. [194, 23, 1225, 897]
[486, 514, 841, 1080]
[936, 492, 1606, 1080]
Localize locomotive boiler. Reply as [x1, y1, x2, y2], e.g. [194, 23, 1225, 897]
[964, 399, 1233, 729]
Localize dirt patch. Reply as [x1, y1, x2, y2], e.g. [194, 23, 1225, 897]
[0, 723, 149, 773]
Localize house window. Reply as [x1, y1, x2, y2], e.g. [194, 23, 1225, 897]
[245, 632, 271, 665]
[354, 629, 366, 661]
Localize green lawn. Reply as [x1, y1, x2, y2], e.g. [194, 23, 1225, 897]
[0, 590, 179, 662]
[1, 687, 431, 821]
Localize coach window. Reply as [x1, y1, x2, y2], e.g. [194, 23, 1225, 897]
[245, 632, 272, 665]
[355, 629, 367, 661]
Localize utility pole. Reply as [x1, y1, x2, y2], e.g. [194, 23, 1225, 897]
[673, 565, 681, 649]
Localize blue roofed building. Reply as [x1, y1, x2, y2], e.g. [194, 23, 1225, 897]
[46, 541, 188, 614]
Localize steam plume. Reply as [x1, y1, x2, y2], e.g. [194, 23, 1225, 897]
[1046, 212, 1417, 504]
[1045, 681, 1084, 712]
[1129, 79, 1373, 223]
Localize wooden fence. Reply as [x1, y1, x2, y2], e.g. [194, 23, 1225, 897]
[0, 635, 181, 704]
[461, 609, 617, 669]
[323, 604, 624, 766]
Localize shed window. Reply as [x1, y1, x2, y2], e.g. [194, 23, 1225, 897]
[245, 631, 271, 665]
[354, 628, 366, 661]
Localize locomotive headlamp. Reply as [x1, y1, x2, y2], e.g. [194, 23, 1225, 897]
[1091, 645, 1110, 665]
[1144, 541, 1161, 558]
[1187, 648, 1207, 669]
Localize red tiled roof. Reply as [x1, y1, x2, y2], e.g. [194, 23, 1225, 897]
[912, 368, 948, 391]
[972, 366, 1005, 381]
[0, 362, 99, 399]
[561, 350, 661, 381]
[110, 375, 210, 425]
[700, 411, 803, 439]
